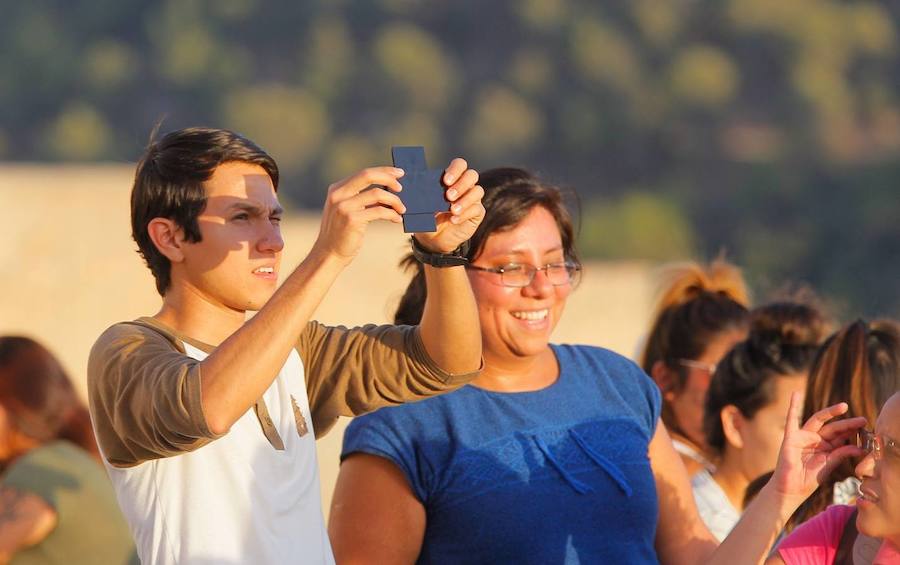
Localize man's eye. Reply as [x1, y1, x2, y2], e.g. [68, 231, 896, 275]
[271, 216, 282, 224]
[232, 213, 249, 221]
[501, 264, 524, 272]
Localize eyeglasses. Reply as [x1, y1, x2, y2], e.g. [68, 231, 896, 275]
[466, 262, 581, 288]
[857, 429, 900, 461]
[675, 359, 717, 375]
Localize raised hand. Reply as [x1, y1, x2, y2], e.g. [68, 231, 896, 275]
[769, 392, 867, 506]
[413, 158, 484, 254]
[312, 167, 407, 263]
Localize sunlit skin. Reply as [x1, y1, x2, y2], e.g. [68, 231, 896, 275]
[713, 373, 808, 511]
[154, 162, 284, 340]
[855, 392, 900, 547]
[465, 206, 572, 392]
[664, 328, 747, 472]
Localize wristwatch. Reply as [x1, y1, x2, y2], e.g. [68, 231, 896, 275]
[410, 236, 470, 267]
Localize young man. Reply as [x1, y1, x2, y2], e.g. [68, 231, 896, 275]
[87, 127, 484, 564]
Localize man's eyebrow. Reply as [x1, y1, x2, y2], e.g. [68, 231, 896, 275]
[227, 202, 284, 215]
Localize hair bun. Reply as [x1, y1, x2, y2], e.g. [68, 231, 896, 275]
[748, 302, 827, 363]
[651, 258, 750, 316]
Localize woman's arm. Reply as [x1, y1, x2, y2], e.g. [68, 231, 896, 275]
[329, 453, 426, 564]
[0, 486, 57, 563]
[650, 422, 719, 565]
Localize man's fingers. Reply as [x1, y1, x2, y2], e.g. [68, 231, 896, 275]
[355, 187, 407, 214]
[803, 402, 850, 433]
[449, 184, 484, 215]
[359, 205, 403, 225]
[329, 167, 404, 200]
[446, 169, 480, 201]
[449, 201, 486, 225]
[443, 158, 469, 187]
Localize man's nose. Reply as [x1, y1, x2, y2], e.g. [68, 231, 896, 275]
[257, 223, 284, 253]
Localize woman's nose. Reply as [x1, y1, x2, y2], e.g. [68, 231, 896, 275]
[855, 450, 877, 479]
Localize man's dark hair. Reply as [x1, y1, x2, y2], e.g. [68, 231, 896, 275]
[131, 127, 279, 295]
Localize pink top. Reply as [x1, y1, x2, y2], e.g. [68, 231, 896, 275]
[777, 504, 900, 564]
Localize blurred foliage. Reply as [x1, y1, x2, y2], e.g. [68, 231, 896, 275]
[1, 0, 898, 318]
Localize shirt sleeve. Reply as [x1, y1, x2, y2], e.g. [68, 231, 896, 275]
[341, 409, 432, 504]
[87, 322, 224, 467]
[776, 505, 856, 565]
[298, 321, 481, 438]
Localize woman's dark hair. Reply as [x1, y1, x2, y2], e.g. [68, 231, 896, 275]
[0, 336, 100, 462]
[786, 318, 900, 531]
[394, 167, 580, 325]
[639, 259, 751, 437]
[704, 301, 828, 455]
[131, 126, 279, 295]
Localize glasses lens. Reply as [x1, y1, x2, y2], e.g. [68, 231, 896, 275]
[857, 430, 876, 453]
[501, 265, 532, 287]
[546, 264, 575, 285]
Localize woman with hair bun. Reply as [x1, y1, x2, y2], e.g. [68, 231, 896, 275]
[641, 259, 752, 476]
[0, 336, 136, 564]
[693, 302, 829, 540]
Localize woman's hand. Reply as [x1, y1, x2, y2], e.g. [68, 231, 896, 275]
[769, 392, 867, 508]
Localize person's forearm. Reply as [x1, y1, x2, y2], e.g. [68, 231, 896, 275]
[199, 248, 348, 434]
[705, 483, 797, 565]
[418, 264, 481, 374]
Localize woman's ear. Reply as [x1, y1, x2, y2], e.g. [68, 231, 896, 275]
[147, 218, 185, 263]
[651, 360, 677, 400]
[720, 405, 745, 450]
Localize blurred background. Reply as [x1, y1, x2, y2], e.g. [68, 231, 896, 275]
[1, 0, 899, 513]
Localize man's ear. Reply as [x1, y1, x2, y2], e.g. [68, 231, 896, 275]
[720, 405, 745, 450]
[147, 218, 185, 263]
[651, 360, 677, 400]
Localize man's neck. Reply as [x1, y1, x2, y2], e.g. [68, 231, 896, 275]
[154, 284, 247, 346]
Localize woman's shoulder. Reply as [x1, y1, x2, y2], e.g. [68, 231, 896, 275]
[776, 505, 857, 564]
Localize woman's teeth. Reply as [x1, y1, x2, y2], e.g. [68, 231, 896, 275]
[512, 309, 549, 321]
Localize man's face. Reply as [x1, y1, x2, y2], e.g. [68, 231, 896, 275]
[175, 161, 284, 313]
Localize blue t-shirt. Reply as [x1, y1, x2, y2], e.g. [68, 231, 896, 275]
[342, 344, 663, 564]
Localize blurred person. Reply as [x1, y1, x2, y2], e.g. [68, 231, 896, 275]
[87, 127, 486, 564]
[693, 302, 828, 540]
[328, 167, 866, 564]
[770, 390, 900, 565]
[785, 319, 900, 533]
[640, 259, 752, 476]
[0, 336, 136, 564]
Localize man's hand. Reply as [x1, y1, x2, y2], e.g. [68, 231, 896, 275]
[414, 158, 484, 254]
[311, 167, 407, 263]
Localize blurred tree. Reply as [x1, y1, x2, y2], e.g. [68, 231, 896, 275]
[223, 85, 329, 173]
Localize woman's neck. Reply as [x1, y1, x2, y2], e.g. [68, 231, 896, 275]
[472, 347, 558, 392]
[711, 452, 749, 511]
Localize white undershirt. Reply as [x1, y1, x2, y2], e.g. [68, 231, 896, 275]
[691, 469, 741, 542]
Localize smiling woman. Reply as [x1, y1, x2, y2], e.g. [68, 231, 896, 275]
[329, 168, 689, 563]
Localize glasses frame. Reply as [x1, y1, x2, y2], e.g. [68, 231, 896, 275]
[466, 262, 582, 288]
[857, 429, 899, 461]
[675, 358, 717, 375]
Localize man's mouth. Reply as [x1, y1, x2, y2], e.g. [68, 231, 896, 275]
[253, 267, 276, 275]
[511, 309, 549, 321]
